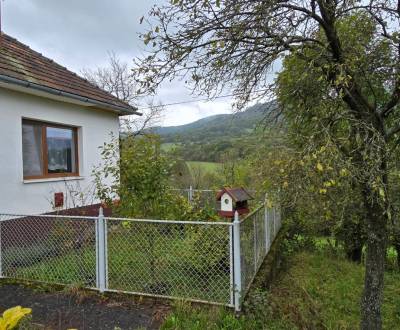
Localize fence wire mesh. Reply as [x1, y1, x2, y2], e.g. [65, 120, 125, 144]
[106, 218, 231, 304]
[0, 214, 97, 287]
[239, 205, 281, 296]
[170, 188, 218, 208]
[0, 203, 282, 309]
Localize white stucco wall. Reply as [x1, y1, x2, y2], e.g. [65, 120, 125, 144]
[220, 193, 233, 212]
[0, 87, 120, 214]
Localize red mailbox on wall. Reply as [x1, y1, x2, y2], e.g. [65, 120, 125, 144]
[54, 192, 64, 208]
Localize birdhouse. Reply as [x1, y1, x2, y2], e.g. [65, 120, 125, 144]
[216, 187, 253, 218]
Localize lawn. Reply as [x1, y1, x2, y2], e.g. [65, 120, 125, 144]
[162, 250, 400, 329]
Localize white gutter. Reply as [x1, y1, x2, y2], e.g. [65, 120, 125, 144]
[0, 74, 141, 116]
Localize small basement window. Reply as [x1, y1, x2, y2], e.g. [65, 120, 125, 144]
[22, 119, 79, 179]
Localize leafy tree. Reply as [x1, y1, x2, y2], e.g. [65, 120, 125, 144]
[249, 137, 367, 260]
[135, 2, 400, 327]
[93, 134, 176, 219]
[93, 134, 222, 286]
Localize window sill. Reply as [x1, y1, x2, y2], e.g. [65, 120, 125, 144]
[23, 176, 85, 184]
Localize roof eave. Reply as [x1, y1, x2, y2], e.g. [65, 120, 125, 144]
[0, 74, 141, 116]
[218, 187, 253, 202]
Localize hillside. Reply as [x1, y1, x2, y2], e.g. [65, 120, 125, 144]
[149, 101, 276, 143]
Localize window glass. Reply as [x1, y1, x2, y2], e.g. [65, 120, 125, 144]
[46, 127, 76, 173]
[22, 122, 43, 177]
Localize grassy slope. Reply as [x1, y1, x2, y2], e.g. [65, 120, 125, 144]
[162, 251, 400, 329]
[186, 161, 222, 175]
[267, 252, 400, 329]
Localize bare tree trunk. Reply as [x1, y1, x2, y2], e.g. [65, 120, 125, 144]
[361, 189, 387, 330]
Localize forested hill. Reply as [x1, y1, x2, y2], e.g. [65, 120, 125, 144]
[149, 101, 276, 143]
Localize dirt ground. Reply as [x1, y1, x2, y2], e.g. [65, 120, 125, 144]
[0, 283, 170, 330]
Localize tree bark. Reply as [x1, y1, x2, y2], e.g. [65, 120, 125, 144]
[361, 188, 387, 330]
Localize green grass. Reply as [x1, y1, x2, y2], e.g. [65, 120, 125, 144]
[186, 161, 222, 176]
[162, 250, 400, 329]
[161, 302, 255, 330]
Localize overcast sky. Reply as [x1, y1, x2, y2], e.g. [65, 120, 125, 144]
[2, 0, 241, 126]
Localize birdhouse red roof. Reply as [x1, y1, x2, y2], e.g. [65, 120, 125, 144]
[216, 187, 253, 202]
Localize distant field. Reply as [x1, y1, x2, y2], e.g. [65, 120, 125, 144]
[186, 161, 222, 175]
[161, 143, 178, 152]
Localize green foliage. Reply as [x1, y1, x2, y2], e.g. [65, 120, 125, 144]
[93, 134, 187, 219]
[250, 143, 355, 225]
[276, 14, 394, 199]
[268, 13, 400, 265]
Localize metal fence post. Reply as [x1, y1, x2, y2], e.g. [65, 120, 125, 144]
[229, 224, 234, 307]
[273, 207, 276, 239]
[189, 185, 193, 202]
[96, 207, 107, 292]
[264, 201, 270, 253]
[233, 211, 242, 312]
[253, 212, 258, 272]
[276, 205, 281, 232]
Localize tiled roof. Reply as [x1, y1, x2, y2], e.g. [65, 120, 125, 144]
[216, 187, 253, 202]
[0, 33, 137, 114]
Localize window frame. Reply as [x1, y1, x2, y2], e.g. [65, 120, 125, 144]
[22, 119, 79, 180]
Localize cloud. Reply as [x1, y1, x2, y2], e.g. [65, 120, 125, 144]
[3, 0, 157, 68]
[2, 0, 266, 126]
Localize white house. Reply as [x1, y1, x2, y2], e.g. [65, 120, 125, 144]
[0, 33, 138, 214]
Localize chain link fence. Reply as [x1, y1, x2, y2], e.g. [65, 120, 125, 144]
[0, 214, 97, 287]
[170, 187, 218, 207]
[0, 203, 282, 310]
[239, 205, 282, 296]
